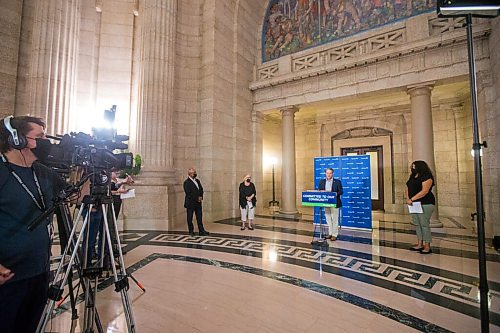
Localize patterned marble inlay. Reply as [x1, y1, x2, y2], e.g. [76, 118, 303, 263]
[130, 254, 454, 333]
[150, 233, 500, 317]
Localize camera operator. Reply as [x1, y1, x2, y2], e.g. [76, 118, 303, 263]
[102, 170, 134, 261]
[110, 170, 134, 220]
[0, 115, 66, 333]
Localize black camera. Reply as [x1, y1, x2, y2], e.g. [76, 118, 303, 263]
[39, 131, 133, 173]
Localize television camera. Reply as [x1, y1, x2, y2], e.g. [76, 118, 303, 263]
[40, 131, 133, 173]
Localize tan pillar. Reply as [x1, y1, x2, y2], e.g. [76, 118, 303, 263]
[24, 0, 80, 134]
[136, 0, 177, 182]
[407, 83, 442, 228]
[279, 106, 301, 217]
[120, 0, 178, 230]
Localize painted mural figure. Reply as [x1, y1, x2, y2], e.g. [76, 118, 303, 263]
[267, 3, 284, 44]
[270, 17, 295, 57]
[281, 0, 293, 18]
[333, 0, 361, 35]
[295, 0, 315, 46]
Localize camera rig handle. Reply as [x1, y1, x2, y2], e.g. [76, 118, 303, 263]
[27, 172, 94, 231]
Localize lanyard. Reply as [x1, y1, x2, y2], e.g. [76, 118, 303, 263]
[1, 154, 46, 211]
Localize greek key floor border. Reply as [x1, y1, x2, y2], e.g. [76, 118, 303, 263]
[147, 233, 500, 326]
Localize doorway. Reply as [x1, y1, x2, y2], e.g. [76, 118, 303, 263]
[341, 146, 384, 211]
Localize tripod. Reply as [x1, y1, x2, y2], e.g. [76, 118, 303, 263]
[35, 192, 136, 333]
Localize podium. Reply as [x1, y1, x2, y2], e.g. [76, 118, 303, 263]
[301, 191, 337, 247]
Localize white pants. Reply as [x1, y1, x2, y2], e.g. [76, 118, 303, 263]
[241, 201, 255, 222]
[325, 207, 339, 237]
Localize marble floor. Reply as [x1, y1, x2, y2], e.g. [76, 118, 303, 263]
[46, 213, 500, 333]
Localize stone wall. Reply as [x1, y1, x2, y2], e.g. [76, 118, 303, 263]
[180, 0, 265, 222]
[489, 17, 500, 237]
[75, 0, 136, 135]
[0, 0, 22, 117]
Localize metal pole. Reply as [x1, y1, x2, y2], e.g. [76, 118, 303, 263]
[272, 164, 276, 203]
[465, 14, 489, 332]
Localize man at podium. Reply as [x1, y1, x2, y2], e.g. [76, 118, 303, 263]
[317, 168, 343, 240]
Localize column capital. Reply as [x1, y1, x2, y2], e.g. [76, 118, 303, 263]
[406, 82, 435, 97]
[280, 105, 299, 117]
[252, 111, 265, 123]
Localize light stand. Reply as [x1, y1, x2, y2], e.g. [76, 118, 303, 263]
[267, 156, 279, 208]
[269, 162, 279, 207]
[437, 2, 499, 332]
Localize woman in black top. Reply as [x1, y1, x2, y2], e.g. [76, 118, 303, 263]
[239, 174, 256, 230]
[406, 160, 435, 254]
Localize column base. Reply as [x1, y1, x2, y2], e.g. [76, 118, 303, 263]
[275, 210, 302, 220]
[430, 218, 443, 228]
[139, 168, 178, 185]
[120, 180, 185, 231]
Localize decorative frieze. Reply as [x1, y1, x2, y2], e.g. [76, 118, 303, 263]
[258, 64, 278, 80]
[429, 17, 466, 35]
[292, 53, 321, 71]
[366, 29, 405, 52]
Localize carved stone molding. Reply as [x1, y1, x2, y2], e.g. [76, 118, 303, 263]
[332, 127, 393, 140]
[407, 82, 435, 98]
[280, 106, 298, 117]
[429, 17, 466, 35]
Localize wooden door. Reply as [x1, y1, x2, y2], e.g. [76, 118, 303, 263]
[341, 146, 384, 211]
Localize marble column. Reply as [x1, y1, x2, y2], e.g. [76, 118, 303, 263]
[25, 0, 80, 135]
[121, 0, 179, 230]
[279, 106, 301, 217]
[407, 83, 442, 227]
[136, 0, 177, 182]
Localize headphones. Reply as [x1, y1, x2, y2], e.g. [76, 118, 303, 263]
[3, 116, 27, 150]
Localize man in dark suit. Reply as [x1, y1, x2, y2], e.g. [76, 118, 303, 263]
[183, 167, 209, 236]
[317, 167, 343, 241]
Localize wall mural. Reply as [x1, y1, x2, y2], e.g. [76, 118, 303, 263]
[262, 0, 436, 62]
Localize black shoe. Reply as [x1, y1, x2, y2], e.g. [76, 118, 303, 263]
[241, 226, 246, 230]
[419, 248, 432, 254]
[199, 231, 210, 236]
[409, 246, 424, 251]
[248, 226, 254, 230]
[189, 232, 195, 236]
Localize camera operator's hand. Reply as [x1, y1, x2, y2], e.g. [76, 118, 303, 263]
[0, 264, 14, 285]
[124, 174, 134, 185]
[117, 186, 129, 194]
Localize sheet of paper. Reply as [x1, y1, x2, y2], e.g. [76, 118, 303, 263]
[120, 188, 135, 199]
[407, 201, 423, 214]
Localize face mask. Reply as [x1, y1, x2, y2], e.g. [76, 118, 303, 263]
[192, 173, 197, 178]
[31, 138, 53, 163]
[246, 178, 251, 182]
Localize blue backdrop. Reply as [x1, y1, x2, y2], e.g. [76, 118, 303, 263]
[313, 155, 372, 230]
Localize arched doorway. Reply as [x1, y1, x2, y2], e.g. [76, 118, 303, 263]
[332, 127, 394, 211]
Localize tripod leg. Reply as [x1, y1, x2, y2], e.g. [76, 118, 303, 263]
[102, 203, 136, 332]
[311, 207, 320, 245]
[67, 269, 79, 319]
[320, 207, 324, 239]
[129, 274, 146, 292]
[36, 208, 91, 333]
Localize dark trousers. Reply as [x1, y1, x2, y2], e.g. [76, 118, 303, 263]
[82, 206, 104, 266]
[0, 272, 49, 333]
[186, 205, 205, 233]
